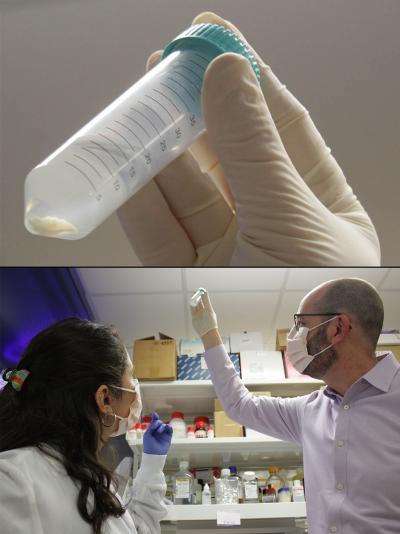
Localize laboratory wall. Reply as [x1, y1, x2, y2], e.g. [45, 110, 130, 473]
[1, 0, 400, 265]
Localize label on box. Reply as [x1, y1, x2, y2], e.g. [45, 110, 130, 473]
[230, 331, 263, 353]
[174, 479, 190, 499]
[217, 510, 241, 526]
[240, 350, 285, 381]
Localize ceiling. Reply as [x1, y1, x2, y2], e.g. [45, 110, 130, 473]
[77, 268, 400, 351]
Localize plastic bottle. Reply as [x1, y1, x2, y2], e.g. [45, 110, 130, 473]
[193, 478, 203, 504]
[170, 411, 187, 438]
[243, 471, 258, 503]
[292, 480, 305, 502]
[229, 466, 243, 503]
[212, 467, 221, 504]
[173, 460, 194, 505]
[24, 24, 260, 240]
[194, 420, 207, 438]
[277, 486, 291, 503]
[187, 426, 195, 439]
[207, 425, 215, 438]
[194, 415, 210, 427]
[266, 466, 284, 492]
[262, 484, 277, 503]
[216, 468, 239, 504]
[202, 483, 212, 505]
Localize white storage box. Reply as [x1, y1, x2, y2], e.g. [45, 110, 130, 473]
[179, 336, 230, 356]
[230, 331, 263, 353]
[240, 350, 285, 382]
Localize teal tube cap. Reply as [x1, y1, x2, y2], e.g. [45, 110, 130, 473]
[162, 23, 261, 81]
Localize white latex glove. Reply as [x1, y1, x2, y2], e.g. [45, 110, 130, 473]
[117, 12, 380, 266]
[190, 290, 218, 337]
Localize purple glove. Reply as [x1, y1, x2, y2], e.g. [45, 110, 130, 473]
[143, 412, 173, 455]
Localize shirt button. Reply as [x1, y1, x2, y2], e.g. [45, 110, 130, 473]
[337, 440, 344, 447]
[330, 527, 338, 533]
[337, 483, 344, 490]
[343, 404, 350, 410]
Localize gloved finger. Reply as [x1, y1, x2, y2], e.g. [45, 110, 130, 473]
[151, 411, 160, 421]
[192, 12, 371, 219]
[202, 52, 352, 264]
[156, 423, 167, 434]
[200, 292, 214, 313]
[149, 420, 163, 434]
[119, 47, 233, 265]
[205, 54, 379, 264]
[117, 176, 197, 265]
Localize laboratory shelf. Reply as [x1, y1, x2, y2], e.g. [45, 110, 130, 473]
[163, 502, 307, 521]
[127, 437, 303, 468]
[139, 379, 323, 414]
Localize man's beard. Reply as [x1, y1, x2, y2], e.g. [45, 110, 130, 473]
[303, 326, 338, 379]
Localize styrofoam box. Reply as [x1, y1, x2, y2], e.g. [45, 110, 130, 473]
[240, 350, 285, 382]
[378, 333, 400, 345]
[230, 331, 264, 353]
[179, 336, 230, 356]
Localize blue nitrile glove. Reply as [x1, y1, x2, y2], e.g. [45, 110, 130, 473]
[143, 412, 173, 455]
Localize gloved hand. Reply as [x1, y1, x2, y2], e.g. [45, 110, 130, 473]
[190, 289, 218, 337]
[117, 11, 380, 266]
[143, 412, 173, 455]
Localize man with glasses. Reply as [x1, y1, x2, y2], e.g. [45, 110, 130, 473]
[191, 278, 400, 534]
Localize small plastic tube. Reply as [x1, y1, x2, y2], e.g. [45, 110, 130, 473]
[24, 23, 260, 239]
[189, 287, 207, 307]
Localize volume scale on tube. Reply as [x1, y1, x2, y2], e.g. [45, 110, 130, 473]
[24, 24, 260, 240]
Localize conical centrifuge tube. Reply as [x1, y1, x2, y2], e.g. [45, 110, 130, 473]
[24, 24, 260, 239]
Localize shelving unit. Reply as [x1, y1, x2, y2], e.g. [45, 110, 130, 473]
[132, 379, 314, 533]
[161, 504, 307, 534]
[139, 378, 323, 414]
[127, 437, 303, 469]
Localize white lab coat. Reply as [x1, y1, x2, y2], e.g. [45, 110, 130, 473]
[0, 445, 167, 533]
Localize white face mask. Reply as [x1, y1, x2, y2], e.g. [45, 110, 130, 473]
[109, 383, 142, 437]
[286, 316, 338, 374]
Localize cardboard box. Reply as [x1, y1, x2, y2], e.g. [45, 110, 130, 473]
[214, 410, 244, 437]
[133, 333, 177, 380]
[230, 331, 264, 353]
[179, 336, 230, 357]
[283, 350, 311, 379]
[276, 328, 290, 351]
[178, 353, 240, 380]
[214, 391, 271, 412]
[240, 350, 285, 382]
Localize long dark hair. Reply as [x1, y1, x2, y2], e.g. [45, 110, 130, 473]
[0, 318, 128, 533]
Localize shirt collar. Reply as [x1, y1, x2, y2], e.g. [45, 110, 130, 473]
[361, 352, 399, 392]
[323, 352, 399, 400]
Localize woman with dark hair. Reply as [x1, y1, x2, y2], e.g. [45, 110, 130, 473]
[0, 318, 173, 534]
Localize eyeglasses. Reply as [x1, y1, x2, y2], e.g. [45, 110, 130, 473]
[293, 313, 340, 332]
[110, 378, 139, 395]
